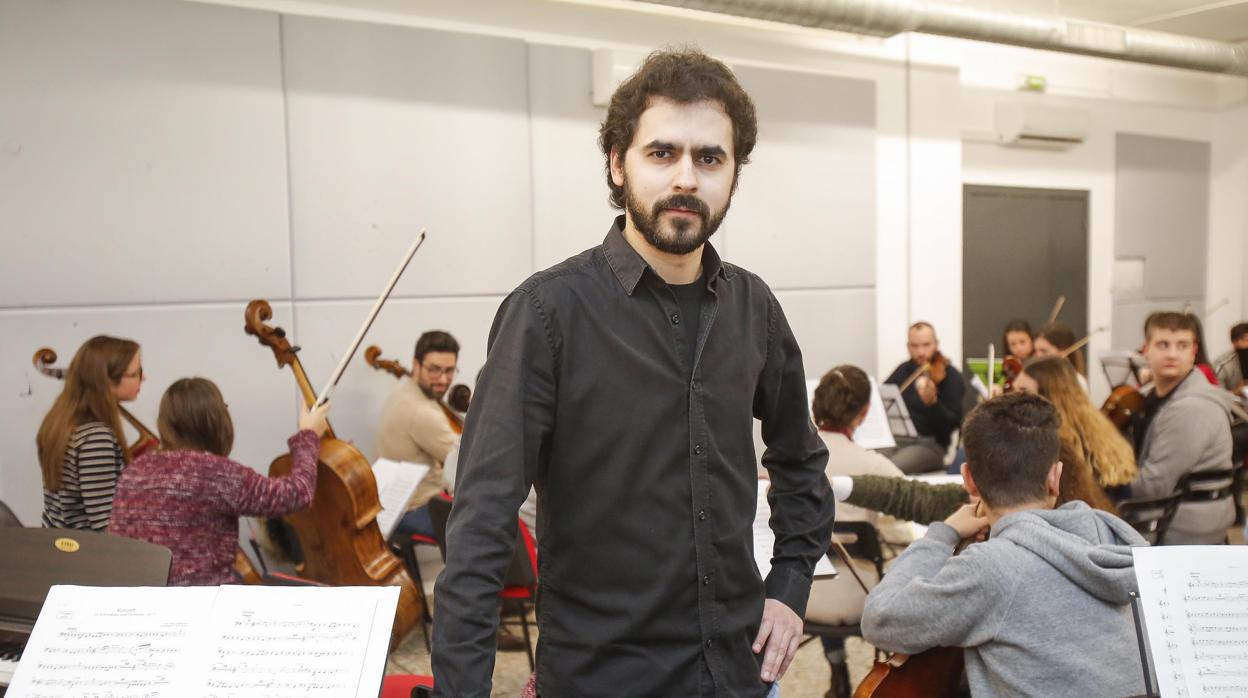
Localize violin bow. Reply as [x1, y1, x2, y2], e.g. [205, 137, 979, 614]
[898, 362, 931, 394]
[313, 231, 426, 408]
[1059, 326, 1106, 359]
[1046, 295, 1066, 326]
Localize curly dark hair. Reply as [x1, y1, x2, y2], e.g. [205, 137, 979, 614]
[598, 47, 758, 210]
[812, 365, 872, 431]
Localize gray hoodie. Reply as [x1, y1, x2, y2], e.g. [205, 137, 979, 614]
[1132, 369, 1236, 544]
[862, 501, 1148, 698]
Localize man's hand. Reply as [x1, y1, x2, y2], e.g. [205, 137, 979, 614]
[753, 598, 802, 683]
[916, 375, 938, 405]
[943, 501, 989, 541]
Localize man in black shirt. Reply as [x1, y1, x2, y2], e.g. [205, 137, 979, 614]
[883, 322, 965, 474]
[432, 49, 835, 697]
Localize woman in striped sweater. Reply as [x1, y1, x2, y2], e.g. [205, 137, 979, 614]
[37, 336, 144, 531]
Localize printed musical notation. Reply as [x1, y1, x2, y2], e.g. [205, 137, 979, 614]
[1134, 547, 1248, 698]
[6, 584, 398, 698]
[754, 481, 836, 579]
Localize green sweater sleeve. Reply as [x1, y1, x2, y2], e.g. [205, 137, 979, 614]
[845, 475, 968, 525]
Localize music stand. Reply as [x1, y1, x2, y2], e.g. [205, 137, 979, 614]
[1101, 351, 1148, 390]
[878, 383, 918, 438]
[1127, 591, 1161, 698]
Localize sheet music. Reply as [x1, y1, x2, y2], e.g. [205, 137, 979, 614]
[753, 481, 836, 580]
[1133, 546, 1248, 698]
[372, 458, 429, 538]
[877, 383, 918, 438]
[6, 585, 215, 697]
[805, 378, 896, 450]
[6, 585, 399, 698]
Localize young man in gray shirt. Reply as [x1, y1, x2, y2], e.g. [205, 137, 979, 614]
[862, 392, 1148, 698]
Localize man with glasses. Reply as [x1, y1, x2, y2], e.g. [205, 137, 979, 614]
[377, 330, 461, 538]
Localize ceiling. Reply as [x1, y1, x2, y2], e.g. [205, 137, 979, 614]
[960, 1, 1248, 43]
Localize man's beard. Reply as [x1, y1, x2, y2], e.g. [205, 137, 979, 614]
[418, 382, 446, 401]
[625, 186, 729, 256]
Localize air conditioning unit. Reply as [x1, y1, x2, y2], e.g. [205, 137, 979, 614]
[994, 102, 1090, 149]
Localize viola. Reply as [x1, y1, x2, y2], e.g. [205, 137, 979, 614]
[364, 344, 471, 435]
[899, 351, 949, 394]
[33, 347, 262, 583]
[1001, 355, 1023, 393]
[245, 301, 422, 646]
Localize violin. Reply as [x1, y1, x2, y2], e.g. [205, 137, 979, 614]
[1101, 385, 1145, 434]
[245, 301, 422, 645]
[899, 351, 949, 394]
[364, 344, 470, 435]
[1001, 355, 1023, 393]
[32, 347, 262, 584]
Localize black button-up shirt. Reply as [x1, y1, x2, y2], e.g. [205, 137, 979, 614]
[432, 218, 834, 697]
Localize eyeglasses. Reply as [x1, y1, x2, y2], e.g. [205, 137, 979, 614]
[420, 364, 457, 379]
[122, 366, 144, 381]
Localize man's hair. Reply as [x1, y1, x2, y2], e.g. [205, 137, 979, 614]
[1143, 311, 1197, 342]
[598, 47, 758, 210]
[908, 321, 935, 336]
[962, 392, 1060, 509]
[812, 365, 871, 430]
[414, 331, 459, 363]
[158, 377, 234, 457]
[1230, 322, 1248, 343]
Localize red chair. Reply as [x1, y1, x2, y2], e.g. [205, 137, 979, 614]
[380, 673, 433, 698]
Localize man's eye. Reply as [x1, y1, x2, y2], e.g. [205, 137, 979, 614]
[651, 150, 671, 159]
[700, 155, 721, 165]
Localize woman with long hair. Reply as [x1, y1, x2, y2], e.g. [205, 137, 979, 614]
[37, 336, 143, 530]
[109, 377, 328, 585]
[1013, 357, 1137, 502]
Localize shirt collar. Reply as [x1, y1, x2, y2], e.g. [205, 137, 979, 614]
[602, 215, 730, 296]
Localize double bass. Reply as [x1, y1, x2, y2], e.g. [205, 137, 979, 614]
[31, 347, 264, 585]
[244, 301, 421, 645]
[363, 344, 470, 434]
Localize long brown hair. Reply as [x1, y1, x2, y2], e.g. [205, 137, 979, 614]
[158, 378, 234, 457]
[36, 336, 137, 489]
[1022, 357, 1138, 505]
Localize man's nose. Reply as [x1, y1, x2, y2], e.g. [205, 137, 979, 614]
[673, 153, 697, 192]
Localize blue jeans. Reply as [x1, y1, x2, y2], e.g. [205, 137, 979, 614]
[767, 682, 781, 697]
[393, 505, 434, 539]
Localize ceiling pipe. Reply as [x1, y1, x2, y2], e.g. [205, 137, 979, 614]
[633, 0, 1248, 76]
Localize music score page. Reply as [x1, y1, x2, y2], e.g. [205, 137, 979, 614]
[6, 584, 398, 698]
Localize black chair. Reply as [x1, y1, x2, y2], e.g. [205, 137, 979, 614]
[0, 501, 21, 528]
[1116, 491, 1183, 545]
[801, 521, 886, 652]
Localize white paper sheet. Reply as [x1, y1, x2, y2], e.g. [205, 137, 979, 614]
[753, 481, 836, 580]
[1133, 546, 1248, 698]
[7, 585, 400, 698]
[372, 458, 429, 538]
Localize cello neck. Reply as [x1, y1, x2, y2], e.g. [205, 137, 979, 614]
[289, 355, 336, 441]
[118, 406, 158, 444]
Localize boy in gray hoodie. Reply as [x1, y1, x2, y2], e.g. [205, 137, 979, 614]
[862, 392, 1148, 698]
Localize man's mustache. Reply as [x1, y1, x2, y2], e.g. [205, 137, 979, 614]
[654, 195, 710, 222]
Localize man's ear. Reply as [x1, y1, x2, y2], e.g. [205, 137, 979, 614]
[1046, 461, 1063, 498]
[609, 147, 625, 187]
[961, 462, 981, 499]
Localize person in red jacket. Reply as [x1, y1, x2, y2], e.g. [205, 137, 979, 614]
[110, 377, 329, 585]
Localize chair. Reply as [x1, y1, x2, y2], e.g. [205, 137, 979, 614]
[1116, 491, 1182, 545]
[393, 506, 445, 650]
[426, 494, 538, 670]
[802, 521, 887, 651]
[380, 673, 433, 698]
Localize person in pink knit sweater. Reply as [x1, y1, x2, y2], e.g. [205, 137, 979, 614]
[110, 377, 330, 585]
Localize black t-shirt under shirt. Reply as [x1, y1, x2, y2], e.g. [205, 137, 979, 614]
[668, 275, 706, 378]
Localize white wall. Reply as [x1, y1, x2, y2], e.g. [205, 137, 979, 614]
[2, 0, 1247, 525]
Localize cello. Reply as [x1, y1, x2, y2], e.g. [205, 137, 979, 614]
[363, 344, 470, 434]
[244, 300, 422, 645]
[32, 347, 264, 585]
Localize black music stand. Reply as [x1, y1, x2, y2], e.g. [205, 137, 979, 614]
[1127, 591, 1162, 698]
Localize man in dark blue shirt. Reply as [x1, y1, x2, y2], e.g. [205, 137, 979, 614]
[432, 49, 835, 697]
[884, 322, 965, 474]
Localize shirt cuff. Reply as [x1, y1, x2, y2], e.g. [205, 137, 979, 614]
[830, 476, 853, 502]
[764, 563, 814, 619]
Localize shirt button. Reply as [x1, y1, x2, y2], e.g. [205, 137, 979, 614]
[671, 313, 681, 325]
[698, 510, 707, 521]
[706, 638, 714, 648]
[703, 575, 711, 585]
[694, 444, 704, 456]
